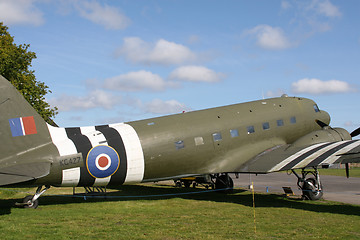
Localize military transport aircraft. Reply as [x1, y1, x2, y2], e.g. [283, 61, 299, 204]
[1, 75, 360, 208]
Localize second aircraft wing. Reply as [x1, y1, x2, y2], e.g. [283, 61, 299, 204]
[236, 139, 360, 173]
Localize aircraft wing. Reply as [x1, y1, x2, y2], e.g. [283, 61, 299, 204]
[237, 139, 360, 173]
[0, 162, 51, 186]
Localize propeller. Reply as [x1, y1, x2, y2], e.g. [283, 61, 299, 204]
[316, 119, 360, 178]
[350, 127, 360, 138]
[345, 163, 350, 178]
[346, 127, 360, 178]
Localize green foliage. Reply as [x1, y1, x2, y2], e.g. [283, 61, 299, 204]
[0, 22, 57, 124]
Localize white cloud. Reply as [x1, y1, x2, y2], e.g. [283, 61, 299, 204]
[291, 78, 354, 94]
[281, 1, 292, 10]
[246, 25, 292, 50]
[49, 89, 120, 111]
[344, 121, 356, 127]
[266, 89, 287, 98]
[188, 35, 200, 44]
[75, 0, 130, 30]
[315, 0, 342, 17]
[143, 99, 190, 114]
[289, 0, 341, 18]
[0, 0, 44, 26]
[281, 1, 341, 35]
[103, 70, 177, 92]
[116, 37, 197, 65]
[169, 65, 225, 83]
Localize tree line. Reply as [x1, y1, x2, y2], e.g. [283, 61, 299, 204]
[0, 22, 58, 125]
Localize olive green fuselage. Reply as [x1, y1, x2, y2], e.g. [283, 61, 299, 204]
[3, 90, 328, 187]
[129, 96, 327, 181]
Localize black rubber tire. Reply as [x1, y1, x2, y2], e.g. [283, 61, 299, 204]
[23, 195, 39, 209]
[183, 180, 191, 188]
[215, 174, 234, 193]
[302, 177, 323, 200]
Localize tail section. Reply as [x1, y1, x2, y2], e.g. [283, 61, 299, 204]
[0, 75, 57, 186]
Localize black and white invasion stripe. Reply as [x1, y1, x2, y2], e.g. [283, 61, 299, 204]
[269, 140, 360, 172]
[47, 123, 144, 187]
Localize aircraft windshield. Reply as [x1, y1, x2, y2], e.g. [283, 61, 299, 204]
[313, 104, 320, 112]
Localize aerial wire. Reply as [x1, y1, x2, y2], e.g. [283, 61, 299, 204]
[252, 181, 257, 234]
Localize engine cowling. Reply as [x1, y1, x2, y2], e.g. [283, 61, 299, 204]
[290, 127, 351, 149]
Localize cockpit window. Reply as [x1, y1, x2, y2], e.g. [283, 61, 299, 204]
[313, 104, 320, 112]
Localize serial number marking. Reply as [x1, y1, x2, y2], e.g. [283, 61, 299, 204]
[60, 156, 81, 166]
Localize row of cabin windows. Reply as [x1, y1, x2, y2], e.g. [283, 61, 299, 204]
[175, 116, 297, 149]
[247, 116, 296, 135]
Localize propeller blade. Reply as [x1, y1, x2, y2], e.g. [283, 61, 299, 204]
[350, 127, 360, 138]
[345, 163, 350, 178]
[316, 119, 328, 128]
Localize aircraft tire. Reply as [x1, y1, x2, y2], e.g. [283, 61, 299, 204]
[215, 174, 234, 193]
[302, 177, 323, 200]
[183, 180, 191, 188]
[23, 195, 39, 209]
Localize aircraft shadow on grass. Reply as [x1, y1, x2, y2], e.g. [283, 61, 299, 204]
[0, 184, 359, 217]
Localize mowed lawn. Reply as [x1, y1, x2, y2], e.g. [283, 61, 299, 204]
[319, 167, 360, 177]
[0, 183, 359, 239]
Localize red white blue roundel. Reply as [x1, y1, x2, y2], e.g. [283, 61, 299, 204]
[86, 145, 120, 178]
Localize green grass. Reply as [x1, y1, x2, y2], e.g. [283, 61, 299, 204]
[319, 167, 360, 177]
[0, 183, 359, 239]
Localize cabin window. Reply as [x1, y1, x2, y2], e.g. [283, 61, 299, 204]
[290, 116, 297, 124]
[262, 122, 270, 130]
[175, 140, 185, 150]
[247, 126, 255, 134]
[314, 104, 320, 112]
[230, 129, 239, 138]
[277, 119, 284, 127]
[194, 137, 204, 146]
[212, 132, 222, 142]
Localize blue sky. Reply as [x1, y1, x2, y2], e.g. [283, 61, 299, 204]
[1, 0, 359, 135]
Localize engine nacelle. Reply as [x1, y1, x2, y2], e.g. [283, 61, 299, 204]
[290, 127, 352, 149]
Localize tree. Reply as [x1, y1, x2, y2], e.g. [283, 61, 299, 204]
[0, 22, 58, 125]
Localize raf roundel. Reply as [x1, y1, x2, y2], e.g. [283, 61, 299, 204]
[86, 145, 120, 178]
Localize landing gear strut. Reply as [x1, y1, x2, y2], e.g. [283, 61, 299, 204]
[16, 185, 50, 209]
[214, 173, 234, 193]
[292, 168, 323, 200]
[174, 173, 234, 193]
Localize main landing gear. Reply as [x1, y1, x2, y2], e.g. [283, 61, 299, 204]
[174, 173, 234, 193]
[16, 185, 50, 209]
[214, 173, 234, 193]
[291, 167, 323, 200]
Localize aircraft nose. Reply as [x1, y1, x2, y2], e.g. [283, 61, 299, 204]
[321, 110, 331, 125]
